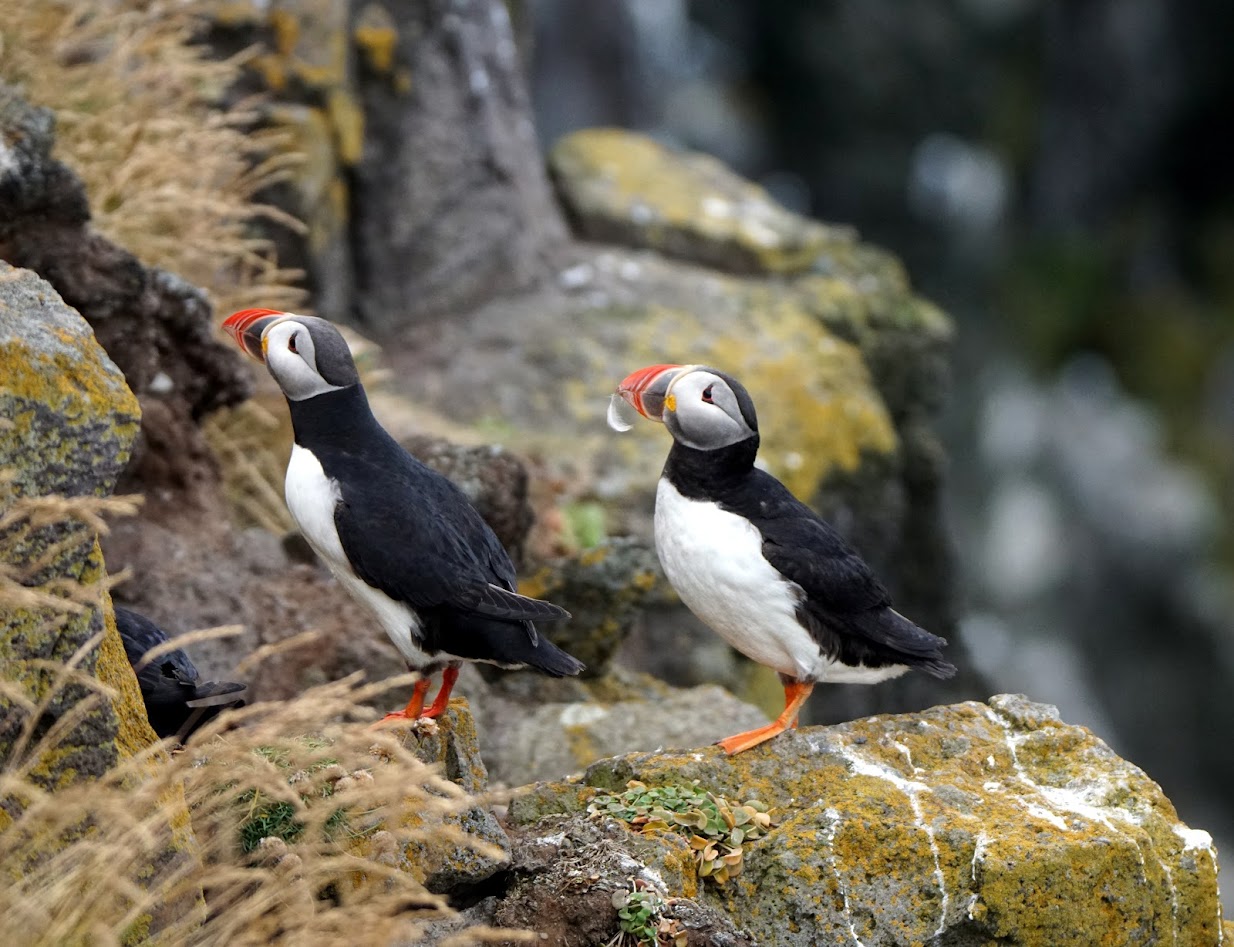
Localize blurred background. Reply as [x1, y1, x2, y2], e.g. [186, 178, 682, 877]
[529, 0, 1234, 877]
[2, 0, 1229, 912]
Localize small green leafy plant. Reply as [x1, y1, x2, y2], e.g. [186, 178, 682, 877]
[589, 780, 775, 883]
[608, 886, 687, 947]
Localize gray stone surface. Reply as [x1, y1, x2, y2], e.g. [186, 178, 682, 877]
[479, 684, 770, 787]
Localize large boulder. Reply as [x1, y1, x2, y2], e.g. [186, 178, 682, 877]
[508, 694, 1224, 947]
[0, 261, 150, 784]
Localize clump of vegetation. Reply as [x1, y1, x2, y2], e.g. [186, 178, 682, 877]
[608, 885, 687, 947]
[589, 780, 775, 884]
[0, 0, 305, 315]
[0, 488, 516, 946]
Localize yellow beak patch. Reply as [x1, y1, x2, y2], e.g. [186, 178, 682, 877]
[664, 392, 677, 412]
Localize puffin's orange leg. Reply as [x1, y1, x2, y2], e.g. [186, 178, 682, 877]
[716, 680, 813, 754]
[372, 675, 433, 727]
[421, 666, 460, 719]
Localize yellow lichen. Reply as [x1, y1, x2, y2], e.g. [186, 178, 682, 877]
[551, 128, 840, 274]
[354, 4, 398, 75]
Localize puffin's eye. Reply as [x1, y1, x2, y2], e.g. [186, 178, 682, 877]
[701, 384, 715, 404]
[288, 333, 299, 354]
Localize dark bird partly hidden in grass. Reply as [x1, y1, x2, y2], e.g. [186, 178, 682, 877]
[610, 364, 955, 753]
[222, 309, 583, 723]
[116, 606, 247, 742]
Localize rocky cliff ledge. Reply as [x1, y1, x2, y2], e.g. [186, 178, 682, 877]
[470, 693, 1223, 947]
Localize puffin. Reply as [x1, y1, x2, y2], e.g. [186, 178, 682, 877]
[116, 606, 247, 741]
[222, 309, 583, 723]
[610, 364, 955, 753]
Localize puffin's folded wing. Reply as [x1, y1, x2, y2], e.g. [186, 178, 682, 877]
[455, 583, 571, 623]
[334, 483, 564, 640]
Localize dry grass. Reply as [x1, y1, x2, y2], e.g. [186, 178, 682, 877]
[0, 0, 305, 315]
[0, 491, 528, 946]
[203, 396, 296, 535]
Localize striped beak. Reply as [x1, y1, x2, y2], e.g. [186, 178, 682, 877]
[222, 308, 289, 362]
[616, 364, 694, 421]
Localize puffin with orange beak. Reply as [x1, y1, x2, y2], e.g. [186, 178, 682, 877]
[611, 364, 955, 754]
[223, 309, 583, 723]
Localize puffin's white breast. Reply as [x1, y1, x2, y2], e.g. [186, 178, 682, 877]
[284, 445, 426, 665]
[653, 478, 907, 685]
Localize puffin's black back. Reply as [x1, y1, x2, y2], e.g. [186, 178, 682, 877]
[116, 606, 247, 740]
[287, 386, 583, 675]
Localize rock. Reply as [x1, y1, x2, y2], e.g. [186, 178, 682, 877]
[520, 536, 662, 676]
[401, 435, 535, 566]
[482, 684, 770, 789]
[489, 815, 755, 947]
[212, 0, 568, 328]
[509, 695, 1223, 947]
[365, 699, 511, 893]
[104, 518, 396, 706]
[0, 83, 251, 504]
[0, 262, 148, 782]
[550, 128, 850, 276]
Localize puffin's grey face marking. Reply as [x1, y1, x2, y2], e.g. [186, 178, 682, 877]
[262, 316, 361, 401]
[664, 368, 758, 450]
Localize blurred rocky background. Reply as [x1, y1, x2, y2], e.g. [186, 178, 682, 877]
[526, 0, 1234, 899]
[2, 0, 1229, 928]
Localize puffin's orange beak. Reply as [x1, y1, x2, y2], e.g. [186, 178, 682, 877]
[222, 309, 288, 362]
[616, 364, 692, 421]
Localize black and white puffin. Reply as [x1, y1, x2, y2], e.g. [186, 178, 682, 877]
[222, 309, 583, 723]
[116, 606, 247, 741]
[610, 363, 955, 754]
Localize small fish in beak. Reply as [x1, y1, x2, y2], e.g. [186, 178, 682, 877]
[222, 308, 290, 362]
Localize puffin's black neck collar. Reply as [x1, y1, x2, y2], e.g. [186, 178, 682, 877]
[662, 435, 760, 498]
[287, 384, 376, 447]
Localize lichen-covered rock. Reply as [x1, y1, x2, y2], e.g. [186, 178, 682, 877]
[550, 128, 850, 275]
[374, 699, 511, 892]
[212, 0, 567, 328]
[0, 262, 150, 784]
[511, 695, 1224, 947]
[520, 536, 662, 675]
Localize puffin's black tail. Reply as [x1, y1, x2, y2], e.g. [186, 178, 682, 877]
[429, 613, 585, 677]
[852, 608, 957, 679]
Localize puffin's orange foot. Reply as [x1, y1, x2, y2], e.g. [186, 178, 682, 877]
[369, 710, 416, 730]
[715, 722, 789, 755]
[715, 679, 813, 753]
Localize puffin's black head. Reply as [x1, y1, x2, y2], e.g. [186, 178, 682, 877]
[223, 309, 360, 401]
[612, 363, 758, 451]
